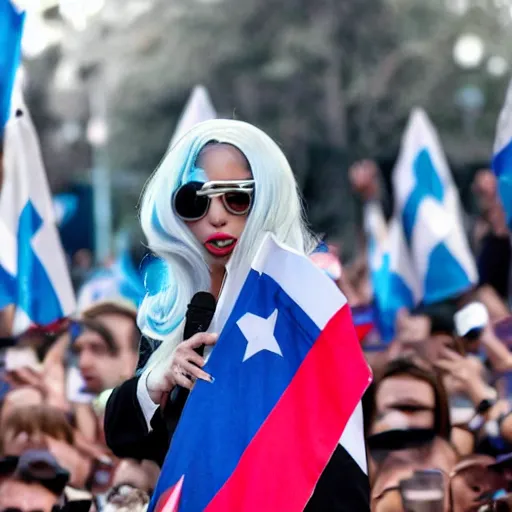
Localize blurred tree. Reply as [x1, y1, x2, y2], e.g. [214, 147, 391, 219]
[24, 0, 512, 252]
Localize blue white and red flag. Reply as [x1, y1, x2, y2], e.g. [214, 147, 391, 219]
[149, 233, 371, 512]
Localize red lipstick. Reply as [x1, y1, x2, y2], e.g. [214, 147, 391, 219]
[204, 232, 238, 257]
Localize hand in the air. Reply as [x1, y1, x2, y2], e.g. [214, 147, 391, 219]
[349, 160, 380, 202]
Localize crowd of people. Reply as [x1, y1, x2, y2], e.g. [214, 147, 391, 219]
[351, 160, 512, 511]
[0, 150, 511, 512]
[0, 297, 158, 511]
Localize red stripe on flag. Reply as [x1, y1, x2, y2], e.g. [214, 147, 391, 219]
[205, 304, 372, 512]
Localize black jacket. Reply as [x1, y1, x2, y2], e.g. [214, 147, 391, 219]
[104, 374, 369, 511]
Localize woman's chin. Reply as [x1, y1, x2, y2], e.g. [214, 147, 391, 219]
[206, 253, 232, 267]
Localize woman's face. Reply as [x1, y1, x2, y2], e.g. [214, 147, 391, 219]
[373, 375, 436, 433]
[185, 144, 252, 265]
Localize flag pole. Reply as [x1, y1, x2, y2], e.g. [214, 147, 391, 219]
[87, 73, 112, 265]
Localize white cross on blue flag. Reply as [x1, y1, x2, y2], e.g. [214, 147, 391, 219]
[0, 88, 76, 331]
[365, 202, 421, 342]
[392, 108, 477, 305]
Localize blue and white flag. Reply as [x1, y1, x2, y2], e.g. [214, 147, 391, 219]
[492, 79, 512, 230]
[77, 250, 147, 310]
[0, 0, 24, 136]
[0, 90, 76, 331]
[392, 108, 477, 304]
[365, 202, 421, 341]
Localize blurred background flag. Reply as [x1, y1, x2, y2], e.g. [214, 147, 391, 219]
[76, 228, 148, 310]
[392, 108, 477, 305]
[0, 0, 25, 136]
[492, 78, 512, 230]
[0, 83, 76, 332]
[53, 193, 79, 228]
[309, 242, 343, 282]
[168, 85, 216, 149]
[365, 202, 421, 342]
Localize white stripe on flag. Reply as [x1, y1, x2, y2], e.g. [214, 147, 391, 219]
[169, 86, 217, 149]
[339, 400, 367, 474]
[364, 202, 389, 271]
[392, 108, 477, 299]
[32, 224, 75, 314]
[252, 233, 347, 330]
[388, 217, 423, 302]
[2, 89, 76, 322]
[0, 220, 17, 275]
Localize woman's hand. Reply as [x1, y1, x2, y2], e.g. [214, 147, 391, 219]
[145, 332, 217, 405]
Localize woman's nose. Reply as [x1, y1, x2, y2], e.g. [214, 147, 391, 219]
[207, 196, 228, 227]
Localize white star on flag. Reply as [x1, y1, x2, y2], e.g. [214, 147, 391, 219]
[237, 309, 282, 362]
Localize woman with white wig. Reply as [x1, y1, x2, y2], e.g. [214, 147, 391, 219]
[105, 119, 369, 511]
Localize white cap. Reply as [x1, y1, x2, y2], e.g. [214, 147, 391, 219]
[454, 302, 489, 337]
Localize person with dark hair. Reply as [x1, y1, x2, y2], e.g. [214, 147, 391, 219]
[370, 434, 458, 512]
[0, 404, 74, 456]
[72, 300, 141, 395]
[371, 358, 452, 440]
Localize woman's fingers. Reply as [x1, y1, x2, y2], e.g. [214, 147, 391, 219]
[147, 333, 218, 400]
[174, 371, 194, 390]
[174, 347, 206, 370]
[180, 360, 213, 383]
[183, 351, 206, 368]
[184, 332, 218, 350]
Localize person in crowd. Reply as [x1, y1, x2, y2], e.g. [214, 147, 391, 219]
[0, 384, 45, 425]
[0, 449, 70, 512]
[73, 300, 140, 396]
[105, 119, 369, 510]
[387, 305, 458, 367]
[370, 358, 451, 440]
[0, 404, 91, 490]
[370, 433, 459, 511]
[449, 455, 506, 512]
[472, 169, 511, 303]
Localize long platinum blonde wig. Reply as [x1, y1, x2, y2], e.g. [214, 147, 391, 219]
[138, 119, 317, 370]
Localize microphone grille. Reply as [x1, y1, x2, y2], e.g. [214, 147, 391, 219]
[189, 292, 216, 313]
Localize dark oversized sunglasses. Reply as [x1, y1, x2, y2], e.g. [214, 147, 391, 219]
[172, 180, 254, 221]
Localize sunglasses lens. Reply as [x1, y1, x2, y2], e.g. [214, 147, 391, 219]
[174, 182, 209, 220]
[224, 192, 251, 214]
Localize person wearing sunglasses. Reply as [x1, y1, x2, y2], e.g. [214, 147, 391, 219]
[105, 119, 369, 510]
[370, 359, 452, 441]
[0, 450, 69, 512]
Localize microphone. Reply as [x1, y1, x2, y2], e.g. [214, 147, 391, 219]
[163, 292, 216, 434]
[183, 292, 217, 354]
